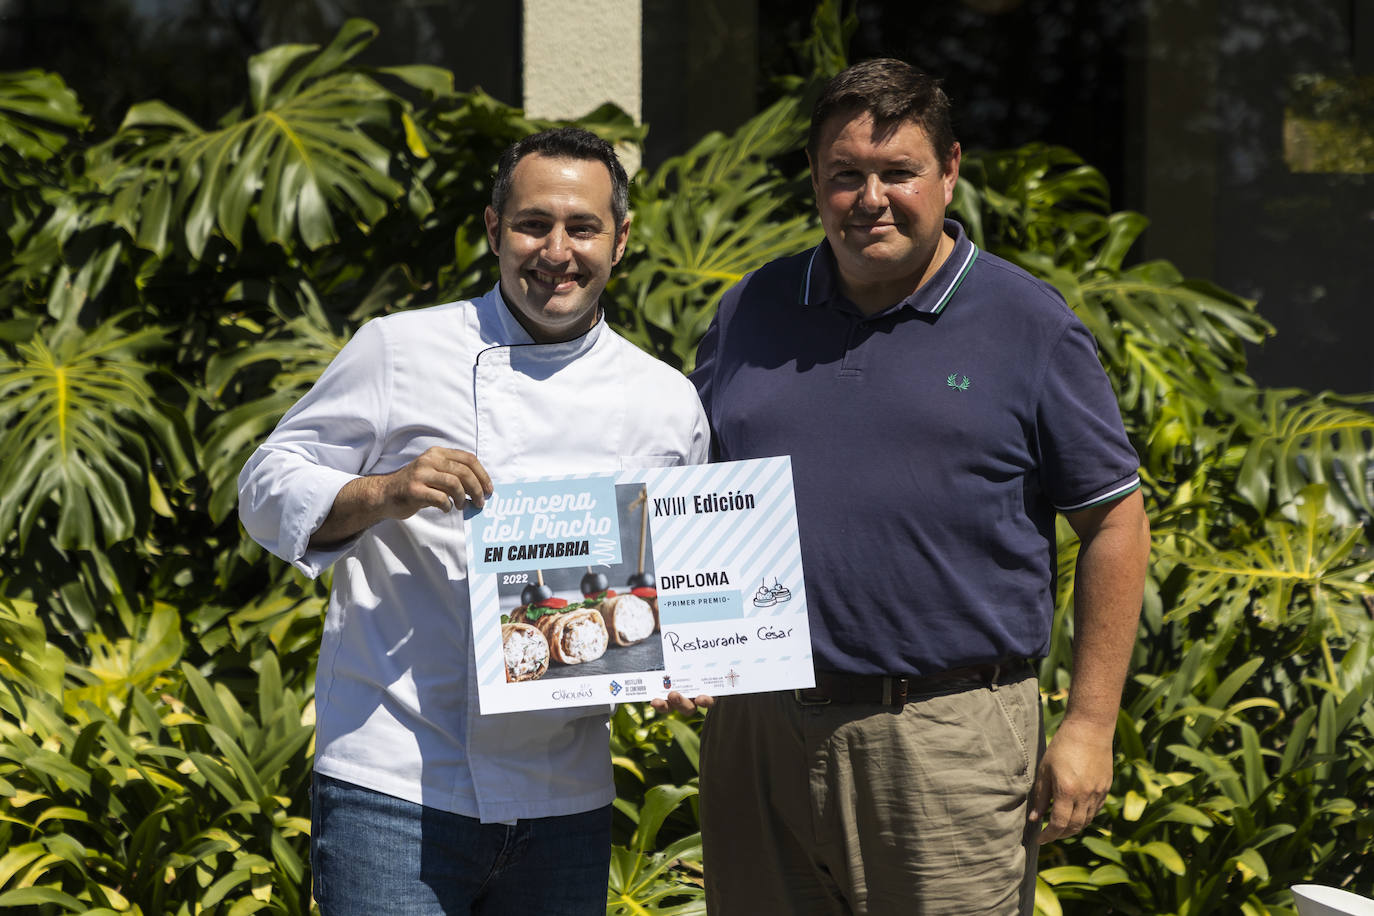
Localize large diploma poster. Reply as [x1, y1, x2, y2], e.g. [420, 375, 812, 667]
[464, 456, 813, 714]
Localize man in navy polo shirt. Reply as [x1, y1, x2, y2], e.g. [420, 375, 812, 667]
[658, 59, 1151, 914]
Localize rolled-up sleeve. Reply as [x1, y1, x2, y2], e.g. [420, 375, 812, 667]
[237, 319, 391, 576]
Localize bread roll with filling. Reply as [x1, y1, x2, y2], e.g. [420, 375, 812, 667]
[534, 608, 609, 665]
[597, 594, 657, 646]
[502, 622, 549, 682]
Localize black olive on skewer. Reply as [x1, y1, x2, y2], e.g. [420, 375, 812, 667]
[520, 570, 553, 605]
[581, 567, 610, 596]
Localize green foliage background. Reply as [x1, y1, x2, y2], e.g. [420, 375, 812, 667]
[0, 4, 1370, 914]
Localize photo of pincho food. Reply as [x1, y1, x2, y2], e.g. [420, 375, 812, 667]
[505, 574, 609, 669]
[495, 483, 668, 683]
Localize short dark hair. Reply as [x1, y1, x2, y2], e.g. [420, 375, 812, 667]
[490, 127, 629, 227]
[807, 59, 957, 170]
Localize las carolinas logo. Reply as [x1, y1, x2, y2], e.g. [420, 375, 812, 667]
[551, 686, 596, 701]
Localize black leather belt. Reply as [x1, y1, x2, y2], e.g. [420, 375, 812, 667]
[794, 663, 1016, 708]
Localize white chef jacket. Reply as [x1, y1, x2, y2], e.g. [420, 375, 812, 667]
[237, 284, 709, 823]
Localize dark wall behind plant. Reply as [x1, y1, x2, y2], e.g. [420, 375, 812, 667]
[5, 0, 1370, 394]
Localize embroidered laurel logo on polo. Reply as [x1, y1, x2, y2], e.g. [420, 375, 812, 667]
[946, 372, 971, 391]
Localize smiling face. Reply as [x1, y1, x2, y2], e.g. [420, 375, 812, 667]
[484, 153, 630, 343]
[810, 111, 960, 313]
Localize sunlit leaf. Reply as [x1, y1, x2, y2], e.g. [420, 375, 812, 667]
[89, 20, 423, 259]
[0, 70, 89, 163]
[1156, 485, 1374, 635]
[0, 317, 192, 550]
[1232, 390, 1374, 525]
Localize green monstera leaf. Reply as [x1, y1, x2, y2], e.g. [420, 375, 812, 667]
[0, 69, 89, 165]
[1230, 390, 1374, 526]
[607, 785, 704, 915]
[1155, 485, 1374, 641]
[0, 316, 191, 550]
[614, 95, 822, 371]
[0, 70, 91, 312]
[89, 18, 435, 260]
[201, 277, 350, 524]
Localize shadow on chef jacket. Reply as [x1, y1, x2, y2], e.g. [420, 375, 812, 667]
[472, 286, 607, 384]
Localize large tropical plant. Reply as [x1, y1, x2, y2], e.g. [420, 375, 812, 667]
[0, 1, 1370, 914]
[0, 15, 652, 915]
[954, 141, 1374, 914]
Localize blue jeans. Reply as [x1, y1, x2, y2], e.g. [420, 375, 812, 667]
[311, 773, 612, 915]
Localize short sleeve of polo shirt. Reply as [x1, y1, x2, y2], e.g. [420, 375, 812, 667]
[1036, 319, 1141, 512]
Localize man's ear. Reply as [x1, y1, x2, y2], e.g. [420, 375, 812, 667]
[611, 216, 632, 265]
[483, 206, 500, 254]
[941, 142, 962, 205]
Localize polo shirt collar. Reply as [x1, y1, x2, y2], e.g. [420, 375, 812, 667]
[799, 218, 979, 316]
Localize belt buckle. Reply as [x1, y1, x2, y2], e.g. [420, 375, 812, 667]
[885, 676, 909, 708]
[794, 687, 831, 706]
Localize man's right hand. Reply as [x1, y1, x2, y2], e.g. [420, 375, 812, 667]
[380, 446, 493, 515]
[311, 447, 493, 547]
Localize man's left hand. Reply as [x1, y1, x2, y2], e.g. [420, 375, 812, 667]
[650, 691, 714, 715]
[1031, 489, 1149, 843]
[1028, 717, 1114, 843]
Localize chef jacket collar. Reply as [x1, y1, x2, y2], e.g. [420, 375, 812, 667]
[487, 283, 607, 361]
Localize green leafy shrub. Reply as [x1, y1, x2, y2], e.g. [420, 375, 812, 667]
[0, 601, 315, 914]
[0, 3, 1370, 914]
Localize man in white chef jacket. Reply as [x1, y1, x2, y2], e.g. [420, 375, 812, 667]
[238, 127, 709, 916]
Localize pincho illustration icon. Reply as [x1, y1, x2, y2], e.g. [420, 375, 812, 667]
[751, 578, 793, 607]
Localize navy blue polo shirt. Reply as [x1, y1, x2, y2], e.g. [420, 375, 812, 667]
[691, 219, 1141, 676]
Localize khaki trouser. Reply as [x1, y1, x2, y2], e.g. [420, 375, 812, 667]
[699, 668, 1042, 915]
